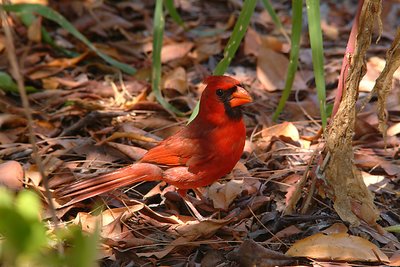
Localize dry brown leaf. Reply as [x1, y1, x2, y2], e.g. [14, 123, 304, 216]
[207, 180, 243, 210]
[359, 56, 400, 92]
[0, 114, 27, 128]
[162, 67, 187, 94]
[0, 35, 5, 52]
[189, 36, 222, 62]
[355, 152, 400, 176]
[387, 122, 400, 136]
[74, 204, 145, 240]
[136, 236, 191, 259]
[321, 223, 348, 235]
[228, 239, 294, 267]
[257, 46, 305, 92]
[321, 20, 339, 40]
[389, 250, 400, 266]
[362, 171, 394, 194]
[41, 77, 60, 90]
[105, 142, 147, 161]
[161, 41, 193, 63]
[27, 16, 42, 42]
[25, 165, 42, 186]
[46, 51, 89, 68]
[0, 160, 24, 190]
[201, 249, 225, 267]
[261, 34, 290, 54]
[137, 219, 230, 259]
[261, 121, 300, 143]
[266, 225, 302, 243]
[244, 27, 261, 56]
[27, 67, 64, 80]
[286, 232, 390, 263]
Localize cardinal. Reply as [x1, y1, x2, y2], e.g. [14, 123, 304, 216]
[56, 75, 252, 217]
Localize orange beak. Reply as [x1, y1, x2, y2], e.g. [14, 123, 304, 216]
[230, 86, 253, 107]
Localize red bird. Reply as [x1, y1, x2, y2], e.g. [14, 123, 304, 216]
[57, 76, 252, 211]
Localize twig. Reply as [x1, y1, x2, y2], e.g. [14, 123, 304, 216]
[59, 110, 127, 137]
[0, 4, 62, 249]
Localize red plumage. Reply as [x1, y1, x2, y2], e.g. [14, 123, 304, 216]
[56, 75, 252, 206]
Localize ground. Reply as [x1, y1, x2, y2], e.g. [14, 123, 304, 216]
[0, 0, 399, 266]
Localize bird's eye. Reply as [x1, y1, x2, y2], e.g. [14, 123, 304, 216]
[216, 89, 224, 96]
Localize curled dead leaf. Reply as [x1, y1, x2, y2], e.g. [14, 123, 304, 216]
[286, 232, 389, 263]
[261, 121, 300, 143]
[207, 180, 243, 210]
[163, 67, 187, 94]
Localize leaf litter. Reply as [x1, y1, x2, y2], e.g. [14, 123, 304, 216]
[1, 0, 400, 266]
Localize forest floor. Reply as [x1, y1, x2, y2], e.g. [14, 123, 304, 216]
[0, 1, 399, 266]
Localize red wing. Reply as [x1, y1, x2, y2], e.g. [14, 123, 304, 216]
[141, 132, 200, 166]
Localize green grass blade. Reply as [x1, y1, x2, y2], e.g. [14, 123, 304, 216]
[213, 0, 257, 75]
[17, 9, 77, 57]
[272, 0, 302, 121]
[3, 4, 136, 74]
[0, 71, 37, 93]
[188, 0, 257, 123]
[152, 0, 185, 116]
[164, 0, 185, 28]
[306, 0, 327, 128]
[385, 225, 400, 233]
[260, 0, 290, 43]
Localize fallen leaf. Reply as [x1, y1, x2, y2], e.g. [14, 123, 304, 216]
[257, 46, 306, 92]
[286, 232, 390, 263]
[161, 41, 193, 63]
[227, 239, 294, 267]
[389, 250, 400, 266]
[362, 171, 394, 194]
[355, 153, 400, 176]
[261, 121, 300, 143]
[137, 219, 230, 259]
[163, 67, 187, 94]
[387, 122, 400, 136]
[28, 16, 42, 43]
[189, 36, 222, 62]
[207, 180, 243, 210]
[321, 223, 348, 234]
[45, 51, 89, 68]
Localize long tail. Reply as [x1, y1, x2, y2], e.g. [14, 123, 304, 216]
[54, 163, 163, 206]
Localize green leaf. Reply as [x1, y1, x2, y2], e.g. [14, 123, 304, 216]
[165, 0, 185, 28]
[306, 0, 327, 128]
[3, 4, 136, 74]
[272, 0, 303, 121]
[65, 226, 99, 267]
[0, 190, 47, 264]
[15, 190, 41, 221]
[385, 225, 400, 233]
[18, 10, 77, 57]
[188, 0, 257, 122]
[213, 0, 257, 75]
[260, 0, 290, 43]
[0, 187, 13, 207]
[152, 0, 185, 116]
[0, 71, 37, 93]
